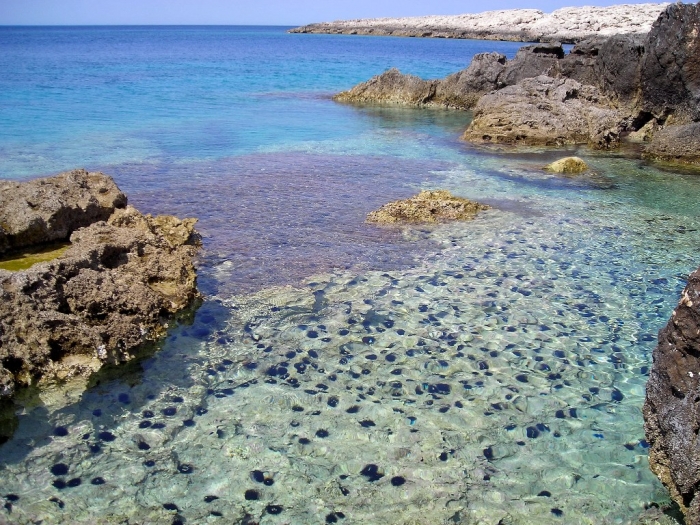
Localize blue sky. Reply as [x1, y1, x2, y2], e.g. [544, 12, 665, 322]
[0, 0, 663, 25]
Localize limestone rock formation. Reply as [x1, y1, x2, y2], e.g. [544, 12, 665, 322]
[644, 268, 700, 524]
[335, 53, 508, 110]
[544, 157, 589, 174]
[462, 76, 623, 148]
[0, 169, 127, 255]
[366, 190, 489, 224]
[0, 172, 200, 400]
[290, 4, 668, 43]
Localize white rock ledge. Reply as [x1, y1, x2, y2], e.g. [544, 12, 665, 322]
[289, 4, 669, 43]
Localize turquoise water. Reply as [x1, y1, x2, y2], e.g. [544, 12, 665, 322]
[1, 26, 699, 524]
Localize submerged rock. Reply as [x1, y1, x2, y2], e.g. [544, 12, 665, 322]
[0, 172, 200, 400]
[366, 190, 489, 224]
[462, 76, 622, 148]
[644, 268, 700, 524]
[544, 157, 589, 174]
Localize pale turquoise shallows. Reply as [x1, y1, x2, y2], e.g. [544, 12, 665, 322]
[0, 26, 698, 525]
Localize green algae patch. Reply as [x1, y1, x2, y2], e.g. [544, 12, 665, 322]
[0, 243, 70, 272]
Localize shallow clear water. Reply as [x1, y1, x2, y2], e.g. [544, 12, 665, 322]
[1, 26, 699, 525]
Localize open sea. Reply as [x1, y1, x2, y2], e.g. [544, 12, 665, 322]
[1, 25, 699, 524]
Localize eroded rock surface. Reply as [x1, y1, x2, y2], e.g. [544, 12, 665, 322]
[644, 268, 700, 524]
[462, 76, 623, 148]
[545, 156, 589, 174]
[644, 123, 700, 165]
[366, 190, 489, 224]
[0, 169, 127, 255]
[0, 173, 200, 400]
[290, 4, 667, 43]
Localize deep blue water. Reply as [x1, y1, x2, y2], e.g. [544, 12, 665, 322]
[0, 26, 699, 525]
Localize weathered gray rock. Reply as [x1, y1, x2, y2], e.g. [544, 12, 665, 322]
[335, 53, 508, 110]
[499, 43, 564, 87]
[640, 2, 700, 123]
[366, 190, 489, 224]
[0, 169, 127, 255]
[0, 176, 200, 400]
[334, 68, 438, 107]
[462, 76, 623, 148]
[434, 53, 507, 109]
[644, 123, 700, 165]
[644, 268, 700, 524]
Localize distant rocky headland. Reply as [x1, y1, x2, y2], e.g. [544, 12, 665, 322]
[289, 3, 668, 43]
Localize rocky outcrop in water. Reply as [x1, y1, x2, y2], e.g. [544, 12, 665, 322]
[0, 171, 200, 400]
[366, 190, 489, 224]
[290, 4, 668, 43]
[644, 268, 700, 524]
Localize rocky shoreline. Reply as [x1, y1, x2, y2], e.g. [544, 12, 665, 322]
[335, 3, 700, 165]
[290, 4, 668, 44]
[0, 170, 200, 408]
